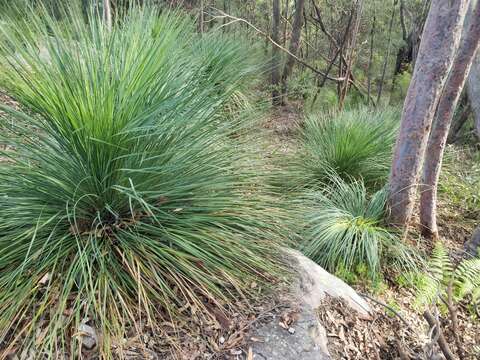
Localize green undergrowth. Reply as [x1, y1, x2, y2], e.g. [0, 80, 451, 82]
[283, 107, 399, 191]
[397, 243, 480, 316]
[439, 146, 480, 222]
[0, 5, 285, 358]
[299, 175, 419, 281]
[274, 107, 416, 284]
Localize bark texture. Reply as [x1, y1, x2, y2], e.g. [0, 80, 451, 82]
[388, 0, 469, 227]
[467, 54, 480, 139]
[280, 0, 306, 104]
[103, 0, 112, 31]
[420, 0, 480, 238]
[271, 0, 281, 105]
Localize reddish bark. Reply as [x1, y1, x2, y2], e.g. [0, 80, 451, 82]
[420, 1, 480, 238]
[388, 0, 469, 227]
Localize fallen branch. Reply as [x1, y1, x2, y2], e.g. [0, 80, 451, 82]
[423, 311, 456, 360]
[210, 8, 345, 83]
[210, 8, 377, 105]
[442, 282, 465, 360]
[395, 338, 410, 360]
[360, 293, 413, 331]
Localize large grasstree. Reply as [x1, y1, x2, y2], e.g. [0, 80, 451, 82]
[0, 4, 283, 358]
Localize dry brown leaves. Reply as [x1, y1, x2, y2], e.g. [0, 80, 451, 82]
[317, 295, 425, 360]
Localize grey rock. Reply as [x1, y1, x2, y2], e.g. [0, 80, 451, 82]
[250, 250, 372, 360]
[465, 227, 480, 258]
[78, 323, 97, 350]
[288, 249, 371, 319]
[252, 307, 329, 360]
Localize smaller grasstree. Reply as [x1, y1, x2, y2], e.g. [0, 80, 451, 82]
[301, 175, 417, 279]
[0, 4, 283, 358]
[289, 107, 399, 190]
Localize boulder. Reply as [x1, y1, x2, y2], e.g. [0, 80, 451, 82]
[250, 250, 371, 360]
[465, 227, 480, 258]
[78, 323, 97, 350]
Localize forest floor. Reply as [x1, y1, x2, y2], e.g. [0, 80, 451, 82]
[1, 93, 479, 359]
[260, 105, 480, 360]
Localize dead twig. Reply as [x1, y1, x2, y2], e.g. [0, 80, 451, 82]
[423, 310, 456, 360]
[440, 282, 465, 360]
[210, 8, 345, 83]
[360, 293, 414, 332]
[395, 338, 410, 360]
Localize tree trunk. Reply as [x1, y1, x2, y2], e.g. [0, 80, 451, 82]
[272, 0, 282, 105]
[338, 0, 364, 111]
[280, 0, 306, 105]
[467, 52, 480, 139]
[377, 0, 397, 104]
[199, 0, 204, 34]
[283, 0, 289, 47]
[388, 0, 469, 228]
[103, 0, 112, 31]
[420, 0, 480, 239]
[367, 9, 376, 105]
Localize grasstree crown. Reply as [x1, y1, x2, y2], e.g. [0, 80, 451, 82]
[0, 4, 282, 358]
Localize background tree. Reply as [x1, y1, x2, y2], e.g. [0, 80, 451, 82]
[388, 0, 469, 227]
[280, 0, 306, 105]
[272, 0, 281, 105]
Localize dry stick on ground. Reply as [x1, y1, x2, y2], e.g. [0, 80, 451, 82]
[210, 8, 375, 104]
[395, 338, 410, 360]
[440, 282, 465, 360]
[361, 293, 416, 359]
[360, 293, 414, 331]
[423, 311, 456, 360]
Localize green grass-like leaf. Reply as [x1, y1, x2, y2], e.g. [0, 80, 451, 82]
[300, 175, 417, 279]
[0, 5, 283, 358]
[288, 107, 399, 190]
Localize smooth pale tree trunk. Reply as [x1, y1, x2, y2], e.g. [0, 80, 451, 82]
[280, 0, 306, 105]
[467, 52, 480, 138]
[103, 0, 112, 31]
[388, 0, 469, 227]
[420, 0, 480, 239]
[272, 0, 282, 105]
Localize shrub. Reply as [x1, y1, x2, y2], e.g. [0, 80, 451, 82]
[0, 6, 283, 358]
[291, 107, 399, 190]
[407, 243, 480, 310]
[301, 175, 417, 279]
